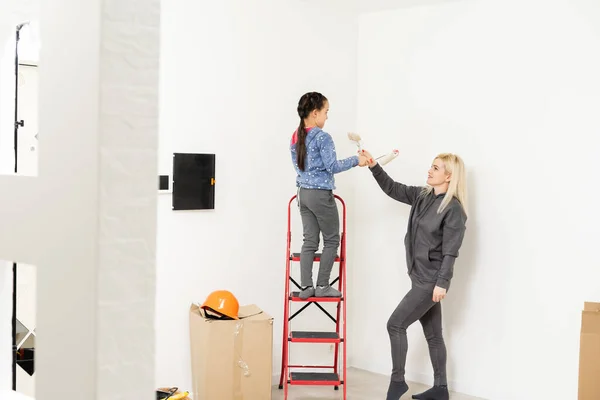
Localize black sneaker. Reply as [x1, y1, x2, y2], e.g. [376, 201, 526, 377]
[386, 380, 409, 400]
[412, 385, 449, 400]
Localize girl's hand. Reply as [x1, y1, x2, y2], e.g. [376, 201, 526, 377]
[358, 155, 370, 167]
[432, 286, 447, 302]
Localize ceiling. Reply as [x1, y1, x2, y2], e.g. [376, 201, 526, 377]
[355, 0, 428, 13]
[302, 0, 456, 14]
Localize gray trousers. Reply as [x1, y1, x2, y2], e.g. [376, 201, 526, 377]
[387, 281, 447, 386]
[298, 188, 340, 287]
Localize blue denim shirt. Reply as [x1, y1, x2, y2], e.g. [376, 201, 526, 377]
[290, 127, 359, 190]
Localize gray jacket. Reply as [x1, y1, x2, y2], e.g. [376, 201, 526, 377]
[370, 164, 467, 289]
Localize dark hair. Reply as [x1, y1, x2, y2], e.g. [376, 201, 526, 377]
[296, 92, 328, 171]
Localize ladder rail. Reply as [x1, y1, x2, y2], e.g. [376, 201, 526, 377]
[340, 195, 348, 399]
[332, 194, 345, 386]
[279, 195, 296, 394]
[344, 244, 348, 398]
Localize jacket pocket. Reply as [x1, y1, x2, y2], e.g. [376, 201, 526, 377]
[414, 244, 439, 282]
[428, 248, 443, 263]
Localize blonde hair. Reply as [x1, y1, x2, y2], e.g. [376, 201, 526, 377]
[422, 153, 468, 218]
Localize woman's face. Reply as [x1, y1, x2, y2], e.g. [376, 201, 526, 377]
[427, 158, 450, 187]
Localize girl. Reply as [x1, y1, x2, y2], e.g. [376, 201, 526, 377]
[290, 92, 369, 299]
[361, 150, 468, 400]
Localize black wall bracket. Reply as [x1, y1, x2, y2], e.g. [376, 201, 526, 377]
[158, 175, 169, 191]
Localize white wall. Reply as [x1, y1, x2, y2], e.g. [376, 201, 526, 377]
[155, 0, 361, 390]
[353, 1, 600, 399]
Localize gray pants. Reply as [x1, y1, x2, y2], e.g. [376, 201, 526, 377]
[298, 188, 340, 287]
[387, 282, 447, 386]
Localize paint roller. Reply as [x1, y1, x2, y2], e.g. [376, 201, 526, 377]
[347, 132, 399, 166]
[375, 149, 399, 166]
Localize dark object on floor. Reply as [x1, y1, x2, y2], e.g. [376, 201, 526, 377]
[156, 387, 177, 400]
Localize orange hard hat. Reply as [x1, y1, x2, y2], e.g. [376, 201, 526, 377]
[201, 290, 239, 320]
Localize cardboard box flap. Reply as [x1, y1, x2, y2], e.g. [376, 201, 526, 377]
[582, 302, 600, 335]
[190, 303, 272, 321]
[239, 304, 272, 320]
[581, 312, 600, 334]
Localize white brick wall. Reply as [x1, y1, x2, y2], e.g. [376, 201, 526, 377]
[97, 0, 160, 398]
[0, 0, 160, 398]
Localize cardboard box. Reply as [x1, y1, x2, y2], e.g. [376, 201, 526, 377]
[189, 303, 273, 400]
[578, 302, 600, 400]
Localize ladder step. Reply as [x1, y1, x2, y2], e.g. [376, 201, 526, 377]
[290, 331, 341, 343]
[290, 253, 341, 262]
[290, 292, 343, 302]
[290, 372, 341, 386]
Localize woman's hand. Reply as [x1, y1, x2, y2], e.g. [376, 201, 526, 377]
[432, 286, 447, 302]
[360, 150, 377, 167]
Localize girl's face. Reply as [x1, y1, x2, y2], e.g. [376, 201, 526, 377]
[427, 158, 451, 187]
[312, 100, 329, 128]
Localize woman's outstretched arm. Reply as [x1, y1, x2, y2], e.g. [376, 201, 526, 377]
[365, 151, 422, 206]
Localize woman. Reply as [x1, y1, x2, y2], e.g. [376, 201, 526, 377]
[361, 150, 468, 400]
[290, 92, 369, 299]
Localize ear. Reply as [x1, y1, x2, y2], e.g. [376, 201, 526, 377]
[445, 173, 452, 183]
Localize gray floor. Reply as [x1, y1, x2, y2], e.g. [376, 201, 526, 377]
[272, 368, 485, 400]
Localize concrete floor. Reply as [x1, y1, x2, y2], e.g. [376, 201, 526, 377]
[272, 368, 485, 400]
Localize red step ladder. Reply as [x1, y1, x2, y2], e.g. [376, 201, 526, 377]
[279, 194, 347, 399]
